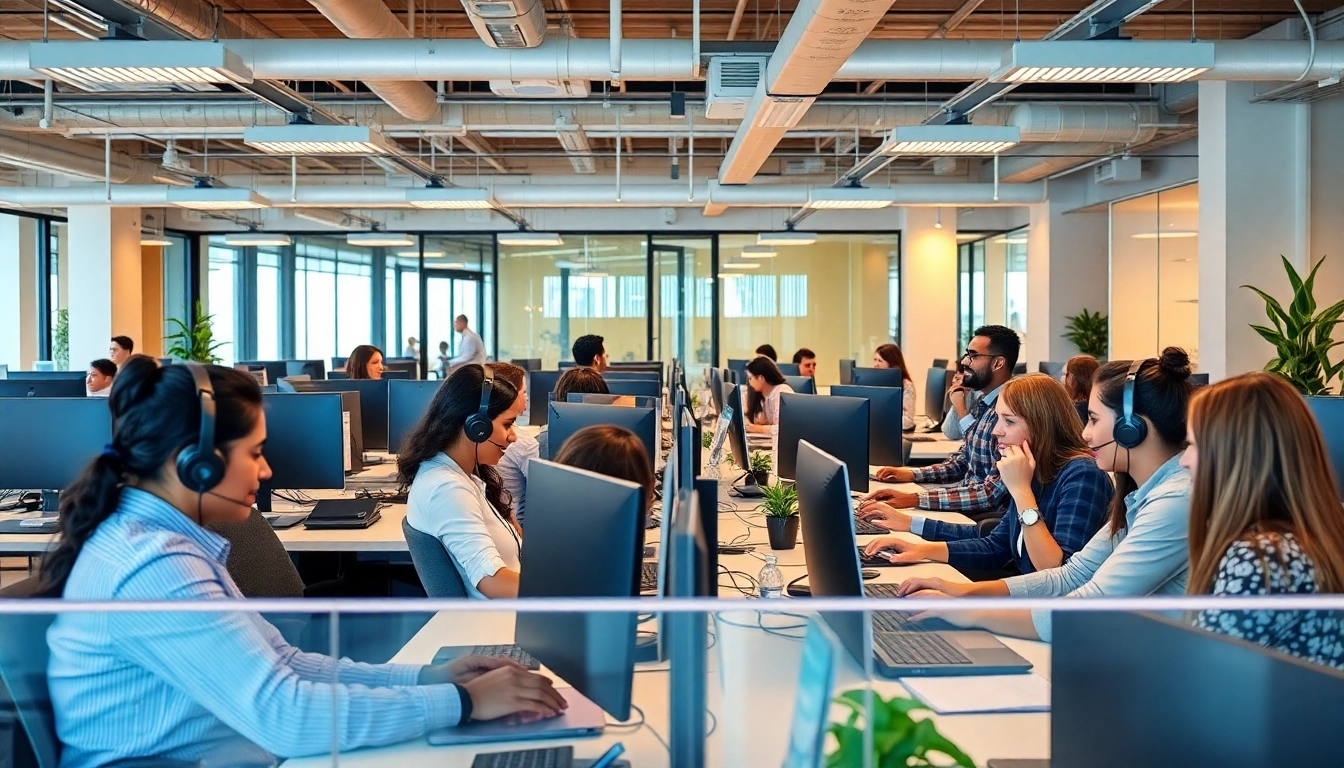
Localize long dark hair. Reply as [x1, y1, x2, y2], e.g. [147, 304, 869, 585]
[553, 367, 609, 402]
[1064, 355, 1100, 404]
[745, 356, 786, 424]
[1094, 347, 1193, 535]
[38, 355, 262, 596]
[553, 425, 656, 514]
[874, 344, 912, 383]
[347, 345, 383, 379]
[397, 364, 520, 520]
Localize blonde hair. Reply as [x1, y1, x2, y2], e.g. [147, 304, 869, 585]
[999, 374, 1093, 485]
[1187, 372, 1344, 594]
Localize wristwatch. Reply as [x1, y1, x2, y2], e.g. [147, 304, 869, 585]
[1018, 507, 1041, 527]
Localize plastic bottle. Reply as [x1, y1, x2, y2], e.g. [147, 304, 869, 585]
[759, 555, 784, 599]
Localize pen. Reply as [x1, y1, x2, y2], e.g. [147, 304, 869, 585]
[589, 742, 626, 768]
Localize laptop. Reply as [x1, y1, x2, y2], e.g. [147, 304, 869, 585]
[427, 687, 606, 746]
[796, 440, 1033, 678]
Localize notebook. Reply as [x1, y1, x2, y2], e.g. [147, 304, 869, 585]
[899, 673, 1051, 714]
[301, 498, 382, 530]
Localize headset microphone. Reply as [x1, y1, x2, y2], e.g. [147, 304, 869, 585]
[206, 490, 256, 509]
[1089, 440, 1116, 451]
[488, 440, 510, 451]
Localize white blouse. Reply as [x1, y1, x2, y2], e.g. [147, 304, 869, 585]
[762, 383, 794, 425]
[901, 380, 916, 432]
[406, 452, 521, 599]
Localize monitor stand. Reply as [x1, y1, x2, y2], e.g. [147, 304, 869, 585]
[731, 471, 766, 498]
[40, 490, 59, 513]
[255, 489, 273, 513]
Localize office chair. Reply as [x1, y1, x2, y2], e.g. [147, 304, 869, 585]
[207, 511, 306, 599]
[931, 359, 949, 370]
[402, 518, 470, 598]
[1013, 362, 1027, 375]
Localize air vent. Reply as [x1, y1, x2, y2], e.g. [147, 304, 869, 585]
[705, 56, 767, 119]
[472, 1, 516, 16]
[719, 59, 763, 88]
[487, 23, 525, 47]
[490, 79, 591, 98]
[461, 0, 545, 48]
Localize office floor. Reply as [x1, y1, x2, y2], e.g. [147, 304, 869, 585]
[1, 556, 35, 589]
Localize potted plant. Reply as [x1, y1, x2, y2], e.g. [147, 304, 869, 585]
[760, 483, 799, 550]
[164, 301, 226, 364]
[52, 308, 69, 371]
[1062, 308, 1108, 359]
[749, 450, 772, 486]
[1243, 255, 1344, 396]
[827, 689, 974, 768]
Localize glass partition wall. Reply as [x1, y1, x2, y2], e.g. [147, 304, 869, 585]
[958, 228, 1028, 352]
[1110, 183, 1199, 364]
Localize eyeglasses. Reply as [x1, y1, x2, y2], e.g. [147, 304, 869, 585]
[961, 351, 1003, 363]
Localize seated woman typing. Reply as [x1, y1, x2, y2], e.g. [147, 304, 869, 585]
[860, 374, 1111, 579]
[402, 364, 527, 599]
[897, 348, 1196, 642]
[44, 357, 563, 768]
[553, 425, 656, 524]
[744, 356, 793, 435]
[1183, 372, 1344, 668]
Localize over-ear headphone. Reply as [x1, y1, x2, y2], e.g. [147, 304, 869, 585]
[1114, 358, 1150, 450]
[176, 361, 227, 493]
[463, 372, 495, 444]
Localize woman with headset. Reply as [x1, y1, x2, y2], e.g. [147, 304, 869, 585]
[401, 364, 527, 599]
[898, 348, 1195, 642]
[43, 357, 564, 768]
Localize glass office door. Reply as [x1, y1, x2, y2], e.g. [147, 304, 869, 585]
[652, 237, 712, 376]
[421, 268, 484, 375]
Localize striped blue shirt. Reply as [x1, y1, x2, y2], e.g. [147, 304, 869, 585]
[48, 488, 463, 768]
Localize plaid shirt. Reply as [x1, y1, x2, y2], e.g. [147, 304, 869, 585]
[912, 386, 1009, 514]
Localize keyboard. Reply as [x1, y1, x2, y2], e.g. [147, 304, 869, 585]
[644, 546, 655, 559]
[857, 546, 912, 567]
[469, 644, 541, 670]
[874, 632, 973, 667]
[853, 516, 888, 535]
[864, 584, 920, 633]
[646, 514, 661, 530]
[472, 747, 572, 768]
[641, 561, 659, 592]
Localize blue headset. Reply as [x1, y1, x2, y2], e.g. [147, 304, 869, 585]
[175, 361, 227, 493]
[1113, 358, 1150, 450]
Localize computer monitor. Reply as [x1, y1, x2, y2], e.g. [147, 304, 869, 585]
[783, 375, 816, 395]
[7, 371, 87, 381]
[546, 401, 657, 471]
[257, 393, 346, 512]
[726, 358, 750, 383]
[1191, 373, 1210, 386]
[510, 358, 543, 372]
[665, 487, 710, 766]
[607, 361, 663, 386]
[517, 459, 644, 720]
[931, 358, 950, 370]
[0, 398, 112, 495]
[0, 379, 87, 398]
[527, 370, 563, 427]
[776, 362, 801, 377]
[838, 359, 855, 385]
[849, 366, 904, 388]
[286, 360, 326, 380]
[777, 393, 870, 493]
[330, 356, 348, 371]
[387, 380, 442, 453]
[1051, 611, 1344, 768]
[782, 619, 840, 768]
[708, 367, 726, 415]
[720, 382, 753, 480]
[236, 360, 288, 388]
[829, 384, 905, 467]
[605, 378, 660, 399]
[678, 408, 699, 489]
[924, 367, 953, 428]
[307, 378, 391, 451]
[327, 371, 349, 380]
[1039, 361, 1066, 378]
[380, 368, 413, 380]
[1013, 362, 1027, 375]
[1307, 396, 1344, 499]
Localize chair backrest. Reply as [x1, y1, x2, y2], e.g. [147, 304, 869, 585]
[402, 518, 469, 598]
[0, 581, 60, 768]
[207, 510, 306, 598]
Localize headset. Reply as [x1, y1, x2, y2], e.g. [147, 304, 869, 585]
[176, 361, 227, 493]
[463, 372, 496, 444]
[1113, 358, 1150, 450]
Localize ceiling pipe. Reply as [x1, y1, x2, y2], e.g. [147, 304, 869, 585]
[991, 143, 1124, 183]
[0, 131, 170, 183]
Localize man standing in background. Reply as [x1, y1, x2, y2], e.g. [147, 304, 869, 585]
[448, 315, 487, 370]
[402, 337, 419, 359]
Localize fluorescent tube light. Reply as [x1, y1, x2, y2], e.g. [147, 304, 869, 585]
[498, 232, 565, 246]
[348, 231, 416, 247]
[168, 186, 269, 211]
[397, 250, 446, 258]
[1131, 230, 1198, 239]
[993, 235, 1029, 245]
[805, 188, 893, 210]
[140, 232, 173, 247]
[224, 232, 293, 247]
[244, 124, 395, 155]
[577, 269, 610, 278]
[444, 262, 468, 269]
[757, 231, 817, 246]
[721, 259, 761, 270]
[881, 125, 1020, 156]
[31, 41, 252, 90]
[992, 41, 1214, 84]
[405, 187, 496, 210]
[740, 245, 777, 258]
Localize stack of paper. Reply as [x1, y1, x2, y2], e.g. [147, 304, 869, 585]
[899, 673, 1051, 714]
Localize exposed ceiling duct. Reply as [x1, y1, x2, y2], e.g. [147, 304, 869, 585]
[0, 131, 172, 184]
[991, 143, 1128, 182]
[460, 0, 547, 48]
[304, 0, 440, 122]
[556, 120, 596, 174]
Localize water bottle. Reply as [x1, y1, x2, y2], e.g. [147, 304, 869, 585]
[759, 555, 784, 599]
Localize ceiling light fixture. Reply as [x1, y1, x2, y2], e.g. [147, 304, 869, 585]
[444, 262, 468, 269]
[347, 230, 415, 247]
[168, 183, 269, 211]
[577, 269, 610, 278]
[992, 41, 1214, 84]
[994, 235, 1029, 245]
[1131, 230, 1199, 239]
[224, 230, 293, 247]
[244, 124, 396, 155]
[717, 272, 742, 279]
[396, 250, 446, 258]
[721, 259, 762, 270]
[404, 187, 497, 210]
[140, 233, 172, 247]
[740, 245, 777, 258]
[804, 188, 893, 210]
[31, 41, 252, 90]
[498, 231, 565, 246]
[935, 209, 943, 229]
[881, 125, 1020, 156]
[757, 231, 818, 246]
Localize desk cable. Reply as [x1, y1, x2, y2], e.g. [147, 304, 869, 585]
[715, 610, 809, 641]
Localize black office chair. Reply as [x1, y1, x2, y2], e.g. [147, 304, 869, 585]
[402, 519, 469, 598]
[931, 359, 950, 370]
[207, 511, 306, 599]
[1013, 362, 1027, 375]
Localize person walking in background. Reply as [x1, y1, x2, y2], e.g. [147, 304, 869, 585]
[449, 315, 487, 370]
[403, 337, 420, 360]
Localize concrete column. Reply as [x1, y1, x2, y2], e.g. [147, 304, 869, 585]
[67, 206, 143, 367]
[1309, 95, 1344, 310]
[902, 207, 958, 418]
[1199, 81, 1311, 381]
[1026, 201, 1109, 365]
[0, 214, 39, 369]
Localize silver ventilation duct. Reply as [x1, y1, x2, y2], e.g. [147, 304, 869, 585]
[304, 0, 440, 122]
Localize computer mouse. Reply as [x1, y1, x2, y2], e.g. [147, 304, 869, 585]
[861, 569, 881, 579]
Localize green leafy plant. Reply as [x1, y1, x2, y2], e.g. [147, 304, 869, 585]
[758, 483, 798, 519]
[749, 450, 772, 474]
[164, 301, 226, 364]
[826, 690, 974, 768]
[1062, 308, 1108, 359]
[52, 308, 69, 371]
[1243, 255, 1344, 396]
[701, 430, 713, 450]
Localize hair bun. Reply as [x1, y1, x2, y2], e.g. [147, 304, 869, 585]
[1156, 347, 1192, 380]
[109, 355, 164, 417]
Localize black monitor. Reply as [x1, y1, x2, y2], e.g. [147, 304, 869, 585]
[7, 371, 86, 381]
[517, 459, 643, 720]
[850, 366, 904, 388]
[380, 368, 413, 380]
[603, 371, 659, 382]
[327, 371, 349, 380]
[236, 360, 288, 387]
[796, 440, 868, 669]
[931, 358, 950, 370]
[546, 401, 656, 471]
[1191, 373, 1210, 386]
[1307, 396, 1344, 499]
[306, 379, 391, 451]
[0, 398, 112, 494]
[527, 369, 563, 427]
[1013, 362, 1027, 375]
[387, 380, 441, 454]
[1039, 361, 1066, 378]
[838, 359, 855, 385]
[720, 382, 752, 478]
[0, 379, 86, 398]
[384, 357, 418, 378]
[776, 362, 801, 376]
[605, 379, 660, 399]
[607, 361, 663, 386]
[678, 408, 699, 490]
[707, 367, 726, 415]
[1052, 611, 1344, 768]
[330, 356, 348, 371]
[286, 360, 326, 380]
[924, 367, 953, 428]
[777, 392, 870, 492]
[258, 393, 346, 511]
[726, 358, 750, 383]
[510, 358, 542, 372]
[830, 384, 905, 467]
[783, 375, 816, 395]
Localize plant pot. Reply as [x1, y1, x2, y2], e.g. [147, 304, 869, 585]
[766, 515, 800, 550]
[751, 470, 771, 487]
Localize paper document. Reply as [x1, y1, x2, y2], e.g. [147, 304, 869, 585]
[899, 673, 1051, 715]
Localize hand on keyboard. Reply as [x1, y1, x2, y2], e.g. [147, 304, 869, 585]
[854, 500, 913, 532]
[460, 665, 569, 722]
[895, 575, 970, 598]
[863, 536, 938, 565]
[442, 654, 529, 683]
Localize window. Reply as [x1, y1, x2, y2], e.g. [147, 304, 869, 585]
[208, 246, 239, 365]
[256, 250, 280, 360]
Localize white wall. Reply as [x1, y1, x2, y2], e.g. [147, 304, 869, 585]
[901, 207, 959, 417]
[68, 206, 143, 367]
[1026, 201, 1110, 365]
[0, 214, 38, 369]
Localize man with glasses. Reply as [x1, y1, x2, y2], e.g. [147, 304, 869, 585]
[862, 325, 1019, 521]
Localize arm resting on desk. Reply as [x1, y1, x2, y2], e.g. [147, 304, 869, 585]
[477, 567, 520, 599]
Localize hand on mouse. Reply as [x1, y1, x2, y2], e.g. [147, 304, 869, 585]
[873, 466, 915, 483]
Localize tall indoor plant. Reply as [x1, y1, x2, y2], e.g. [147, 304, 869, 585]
[1243, 255, 1344, 396]
[1062, 308, 1108, 359]
[52, 308, 69, 370]
[164, 301, 226, 364]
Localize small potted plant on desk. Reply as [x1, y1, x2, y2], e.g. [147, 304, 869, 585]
[749, 450, 772, 487]
[827, 690, 973, 767]
[760, 483, 800, 550]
